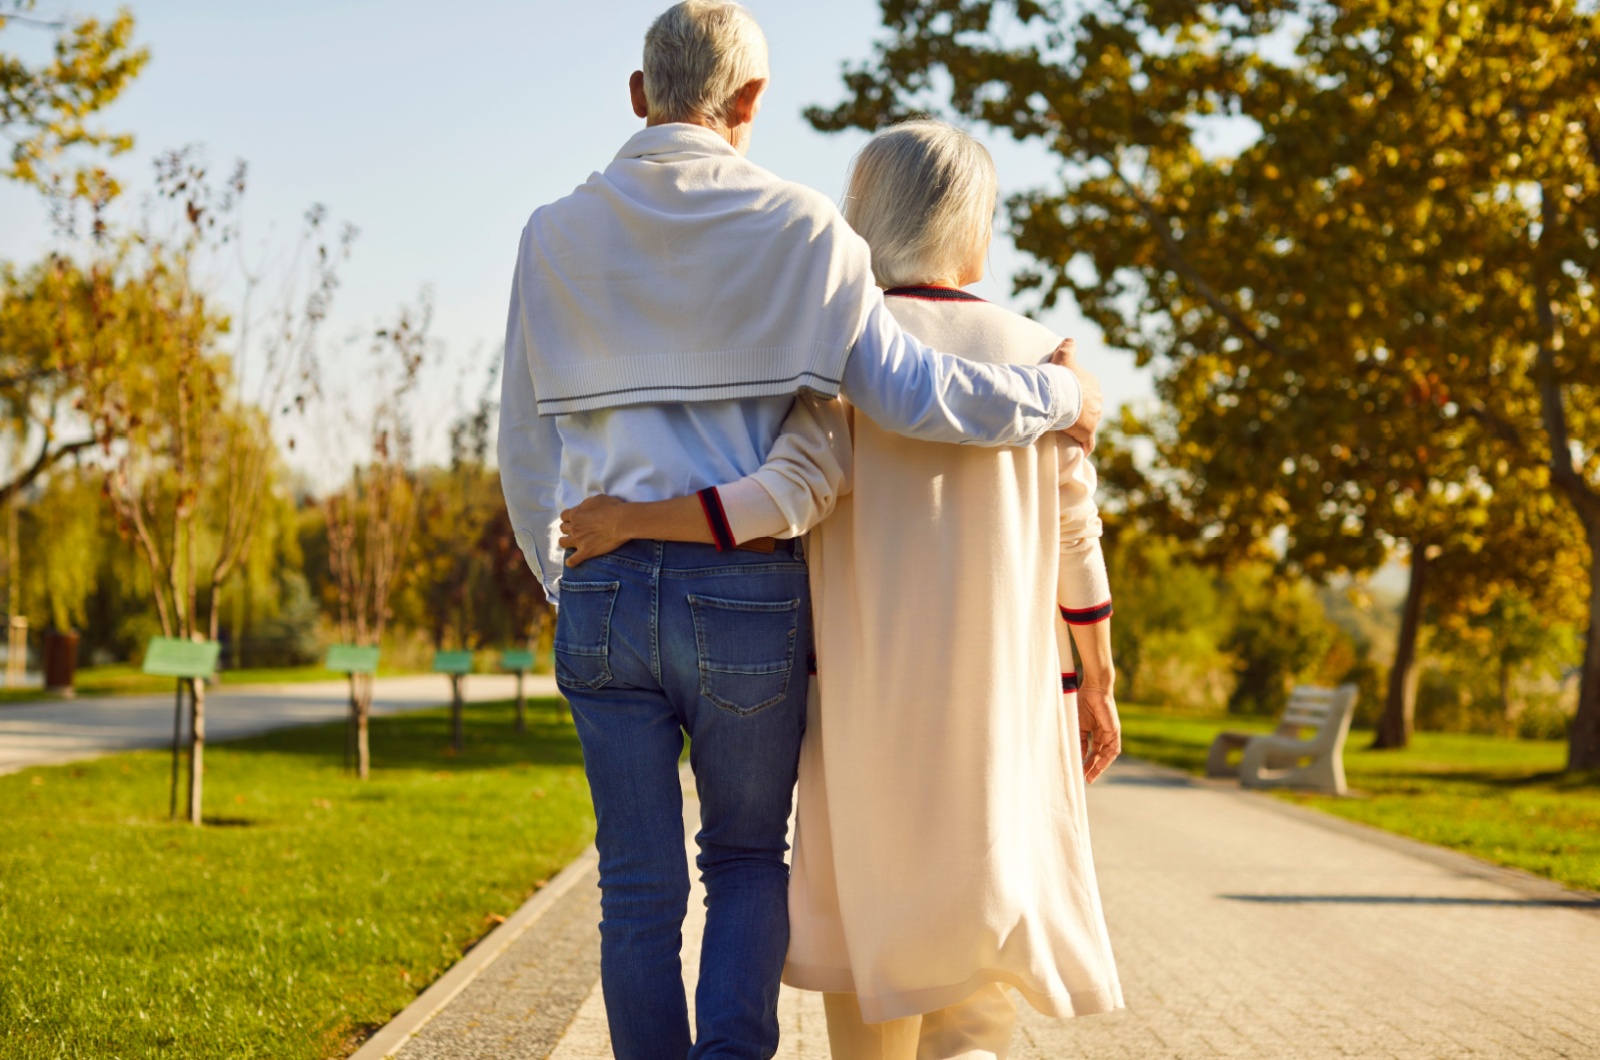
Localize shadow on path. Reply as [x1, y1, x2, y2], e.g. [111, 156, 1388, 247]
[1220, 893, 1600, 909]
[220, 698, 585, 774]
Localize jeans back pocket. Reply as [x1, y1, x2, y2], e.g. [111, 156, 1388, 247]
[554, 580, 621, 691]
[688, 593, 801, 716]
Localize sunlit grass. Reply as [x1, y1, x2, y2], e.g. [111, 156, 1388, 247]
[1120, 705, 1598, 892]
[0, 697, 593, 1059]
[0, 664, 426, 704]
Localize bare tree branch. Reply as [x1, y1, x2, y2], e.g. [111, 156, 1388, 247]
[0, 433, 92, 505]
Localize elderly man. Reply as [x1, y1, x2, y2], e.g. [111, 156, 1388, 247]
[498, 3, 1102, 1058]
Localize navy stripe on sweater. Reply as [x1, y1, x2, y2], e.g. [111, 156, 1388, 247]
[884, 285, 985, 303]
[698, 488, 736, 551]
[1060, 599, 1114, 625]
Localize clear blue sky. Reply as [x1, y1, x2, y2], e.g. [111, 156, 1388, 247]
[0, 0, 1154, 465]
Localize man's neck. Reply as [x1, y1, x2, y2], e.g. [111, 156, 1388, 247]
[646, 115, 743, 153]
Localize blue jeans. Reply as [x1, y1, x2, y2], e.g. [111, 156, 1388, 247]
[555, 539, 810, 1060]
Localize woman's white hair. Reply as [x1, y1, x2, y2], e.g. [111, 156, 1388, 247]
[843, 120, 998, 289]
[643, 1, 769, 127]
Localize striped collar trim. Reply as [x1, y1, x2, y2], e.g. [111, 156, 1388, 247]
[884, 285, 986, 303]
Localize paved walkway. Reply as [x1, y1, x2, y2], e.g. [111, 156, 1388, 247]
[360, 759, 1600, 1060]
[0, 673, 559, 775]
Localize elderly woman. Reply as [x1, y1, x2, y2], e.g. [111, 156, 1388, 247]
[560, 120, 1123, 1059]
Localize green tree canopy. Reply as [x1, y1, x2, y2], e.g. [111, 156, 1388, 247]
[813, 0, 1600, 768]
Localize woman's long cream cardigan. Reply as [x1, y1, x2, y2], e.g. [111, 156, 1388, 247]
[776, 289, 1125, 1024]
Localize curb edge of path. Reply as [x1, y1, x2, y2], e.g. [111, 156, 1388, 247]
[1121, 755, 1600, 910]
[351, 844, 602, 1060]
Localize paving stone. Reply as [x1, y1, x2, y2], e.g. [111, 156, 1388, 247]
[396, 866, 602, 1060]
[402, 757, 1600, 1059]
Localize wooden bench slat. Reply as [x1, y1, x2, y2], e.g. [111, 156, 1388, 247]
[500, 649, 535, 671]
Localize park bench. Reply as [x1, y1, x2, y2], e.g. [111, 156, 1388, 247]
[1205, 683, 1358, 796]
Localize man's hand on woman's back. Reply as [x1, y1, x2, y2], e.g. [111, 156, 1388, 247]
[1050, 338, 1102, 452]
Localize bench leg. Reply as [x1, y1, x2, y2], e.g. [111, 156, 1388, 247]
[1297, 751, 1347, 796]
[1206, 733, 1248, 778]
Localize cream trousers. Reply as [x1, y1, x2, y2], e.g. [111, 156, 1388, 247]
[822, 984, 1017, 1060]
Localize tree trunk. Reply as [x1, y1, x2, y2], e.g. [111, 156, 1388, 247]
[357, 673, 372, 780]
[1530, 182, 1600, 772]
[187, 676, 206, 825]
[515, 671, 526, 735]
[1498, 656, 1514, 732]
[1373, 542, 1430, 750]
[169, 680, 185, 819]
[345, 673, 358, 773]
[1568, 522, 1600, 771]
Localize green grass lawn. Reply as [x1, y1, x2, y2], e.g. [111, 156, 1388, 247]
[0, 697, 595, 1059]
[1120, 705, 1600, 893]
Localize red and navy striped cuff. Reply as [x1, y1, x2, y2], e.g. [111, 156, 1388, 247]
[697, 488, 736, 552]
[1062, 672, 1079, 694]
[1060, 599, 1113, 625]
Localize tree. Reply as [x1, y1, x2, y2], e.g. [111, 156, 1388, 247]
[15, 464, 100, 632]
[56, 149, 347, 822]
[0, 262, 98, 508]
[811, 0, 1599, 764]
[2, 0, 145, 657]
[1, 1, 146, 198]
[319, 298, 427, 780]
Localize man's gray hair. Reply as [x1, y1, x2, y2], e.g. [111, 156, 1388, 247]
[643, 1, 769, 127]
[843, 120, 998, 289]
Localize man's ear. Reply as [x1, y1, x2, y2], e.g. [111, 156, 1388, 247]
[630, 70, 650, 119]
[728, 77, 768, 128]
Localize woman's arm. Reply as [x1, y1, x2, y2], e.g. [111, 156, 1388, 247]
[1056, 434, 1119, 783]
[560, 394, 853, 565]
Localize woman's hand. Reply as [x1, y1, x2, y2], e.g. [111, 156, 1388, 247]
[1078, 684, 1121, 784]
[560, 495, 635, 566]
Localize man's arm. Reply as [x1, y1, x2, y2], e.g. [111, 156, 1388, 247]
[839, 296, 1100, 447]
[497, 259, 566, 607]
[558, 395, 852, 565]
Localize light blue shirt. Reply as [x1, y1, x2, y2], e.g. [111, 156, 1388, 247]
[499, 285, 1081, 606]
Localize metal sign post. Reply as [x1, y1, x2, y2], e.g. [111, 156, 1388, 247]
[142, 637, 222, 822]
[501, 648, 536, 734]
[432, 650, 474, 752]
[326, 645, 382, 774]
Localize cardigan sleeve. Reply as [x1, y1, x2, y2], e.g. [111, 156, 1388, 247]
[1057, 434, 1112, 626]
[706, 394, 854, 546]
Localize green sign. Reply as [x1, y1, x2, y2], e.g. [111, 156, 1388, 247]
[142, 637, 221, 679]
[432, 650, 474, 675]
[325, 644, 381, 674]
[501, 649, 535, 671]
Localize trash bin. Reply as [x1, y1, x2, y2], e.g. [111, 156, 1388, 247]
[43, 630, 79, 696]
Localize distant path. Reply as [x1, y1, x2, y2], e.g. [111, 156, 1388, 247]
[0, 673, 560, 775]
